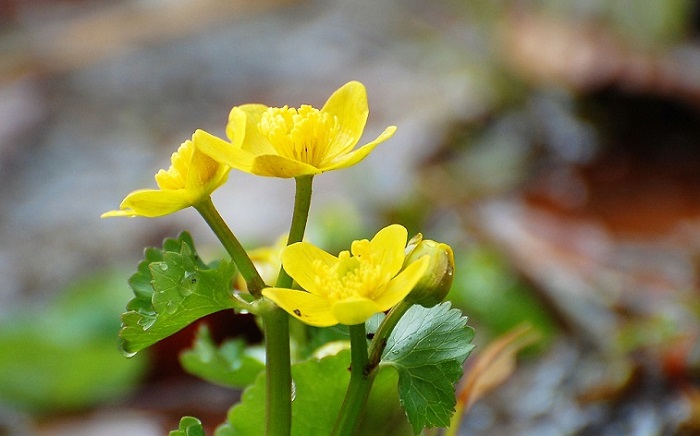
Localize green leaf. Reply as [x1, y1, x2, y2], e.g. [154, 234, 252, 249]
[215, 369, 265, 436]
[381, 302, 475, 434]
[218, 350, 411, 435]
[180, 324, 265, 388]
[119, 232, 238, 356]
[170, 416, 206, 436]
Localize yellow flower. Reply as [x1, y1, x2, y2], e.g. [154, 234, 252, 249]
[262, 225, 429, 327]
[197, 81, 397, 178]
[101, 130, 230, 218]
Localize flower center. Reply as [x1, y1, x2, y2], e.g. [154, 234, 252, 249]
[258, 105, 339, 167]
[312, 240, 390, 302]
[154, 141, 193, 190]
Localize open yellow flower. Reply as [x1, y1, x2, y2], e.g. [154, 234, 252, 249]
[197, 81, 397, 178]
[101, 130, 230, 218]
[262, 225, 429, 327]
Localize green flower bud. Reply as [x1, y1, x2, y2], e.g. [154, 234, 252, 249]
[403, 234, 455, 307]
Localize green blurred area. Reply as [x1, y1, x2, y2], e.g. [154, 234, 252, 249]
[449, 245, 558, 352]
[0, 272, 148, 413]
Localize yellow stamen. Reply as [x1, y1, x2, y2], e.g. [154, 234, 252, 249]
[258, 105, 339, 167]
[312, 242, 390, 303]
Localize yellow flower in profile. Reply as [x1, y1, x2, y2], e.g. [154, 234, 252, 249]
[262, 225, 429, 327]
[197, 81, 397, 178]
[101, 130, 230, 218]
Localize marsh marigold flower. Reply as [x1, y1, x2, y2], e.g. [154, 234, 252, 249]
[262, 225, 429, 327]
[101, 130, 230, 218]
[197, 81, 396, 178]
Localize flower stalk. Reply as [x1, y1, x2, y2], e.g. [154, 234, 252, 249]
[333, 299, 415, 434]
[194, 197, 265, 298]
[367, 300, 413, 368]
[276, 175, 314, 287]
[264, 175, 314, 436]
[332, 323, 372, 436]
[263, 304, 293, 436]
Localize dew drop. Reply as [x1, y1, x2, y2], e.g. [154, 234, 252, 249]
[164, 301, 178, 315]
[121, 349, 138, 359]
[138, 317, 156, 330]
[159, 264, 169, 271]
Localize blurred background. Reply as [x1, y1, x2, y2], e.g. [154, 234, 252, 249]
[2, 0, 700, 434]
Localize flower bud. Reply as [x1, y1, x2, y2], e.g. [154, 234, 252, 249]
[403, 234, 455, 307]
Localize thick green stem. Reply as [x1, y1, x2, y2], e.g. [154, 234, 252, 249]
[195, 197, 265, 298]
[264, 175, 314, 436]
[264, 304, 293, 436]
[333, 323, 372, 436]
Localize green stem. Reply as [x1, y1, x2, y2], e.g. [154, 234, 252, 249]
[333, 301, 415, 435]
[195, 197, 265, 298]
[333, 323, 372, 436]
[276, 175, 314, 288]
[264, 175, 314, 436]
[367, 300, 413, 370]
[264, 304, 293, 436]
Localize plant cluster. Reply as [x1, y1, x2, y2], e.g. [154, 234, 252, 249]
[104, 81, 475, 435]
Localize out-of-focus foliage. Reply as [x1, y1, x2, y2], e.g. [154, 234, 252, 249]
[170, 416, 206, 436]
[0, 272, 148, 412]
[455, 324, 540, 415]
[449, 245, 558, 349]
[217, 350, 413, 436]
[179, 324, 265, 389]
[525, 0, 693, 48]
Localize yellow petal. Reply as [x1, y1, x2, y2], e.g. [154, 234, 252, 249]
[331, 298, 383, 326]
[223, 107, 247, 149]
[154, 167, 184, 190]
[100, 209, 137, 218]
[321, 81, 369, 158]
[262, 288, 337, 327]
[186, 132, 230, 199]
[228, 105, 277, 155]
[323, 125, 396, 172]
[102, 189, 190, 218]
[373, 255, 429, 311]
[194, 129, 256, 173]
[370, 224, 408, 278]
[250, 154, 322, 178]
[281, 242, 338, 295]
